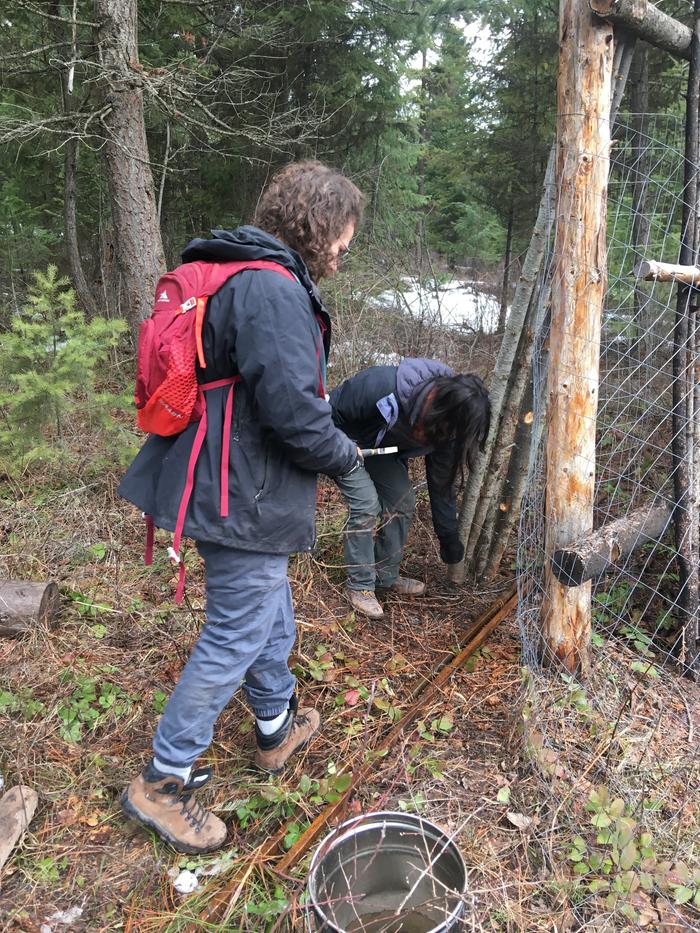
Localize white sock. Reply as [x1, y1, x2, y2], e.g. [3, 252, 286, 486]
[256, 710, 288, 735]
[153, 758, 191, 782]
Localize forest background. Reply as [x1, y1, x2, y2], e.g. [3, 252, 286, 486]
[0, 0, 688, 472]
[2, 1, 699, 931]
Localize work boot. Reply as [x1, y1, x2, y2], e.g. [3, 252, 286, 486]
[121, 761, 227, 854]
[377, 576, 426, 596]
[255, 696, 321, 774]
[345, 587, 384, 619]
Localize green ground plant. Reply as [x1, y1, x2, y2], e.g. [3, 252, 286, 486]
[56, 669, 139, 743]
[564, 785, 700, 921]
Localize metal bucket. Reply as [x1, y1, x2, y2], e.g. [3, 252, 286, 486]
[306, 811, 467, 932]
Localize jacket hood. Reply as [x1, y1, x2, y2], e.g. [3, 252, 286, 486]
[182, 225, 314, 290]
[396, 358, 454, 423]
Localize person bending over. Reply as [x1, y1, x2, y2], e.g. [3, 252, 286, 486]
[118, 161, 364, 853]
[330, 358, 490, 619]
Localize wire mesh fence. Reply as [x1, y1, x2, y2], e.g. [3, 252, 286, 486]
[515, 114, 700, 927]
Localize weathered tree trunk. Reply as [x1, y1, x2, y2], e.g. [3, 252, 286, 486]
[497, 200, 514, 333]
[0, 581, 60, 637]
[551, 503, 673, 586]
[673, 0, 700, 674]
[0, 786, 39, 875]
[94, 0, 165, 332]
[541, 1, 613, 676]
[590, 0, 692, 60]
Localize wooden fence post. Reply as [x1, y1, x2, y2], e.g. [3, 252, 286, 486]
[541, 0, 613, 675]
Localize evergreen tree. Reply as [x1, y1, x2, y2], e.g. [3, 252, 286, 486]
[0, 266, 127, 472]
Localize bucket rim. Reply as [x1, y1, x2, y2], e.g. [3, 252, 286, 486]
[307, 809, 468, 933]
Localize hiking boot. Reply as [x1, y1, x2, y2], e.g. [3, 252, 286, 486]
[255, 696, 321, 774]
[120, 761, 227, 854]
[345, 587, 384, 619]
[377, 576, 426, 596]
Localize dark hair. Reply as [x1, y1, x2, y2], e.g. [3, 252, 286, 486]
[254, 160, 364, 280]
[422, 374, 491, 491]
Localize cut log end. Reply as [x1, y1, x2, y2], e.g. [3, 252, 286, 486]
[0, 581, 60, 637]
[633, 259, 700, 285]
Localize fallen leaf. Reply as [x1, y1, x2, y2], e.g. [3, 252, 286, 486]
[506, 811, 533, 831]
[629, 891, 659, 928]
[344, 689, 360, 706]
[56, 808, 79, 827]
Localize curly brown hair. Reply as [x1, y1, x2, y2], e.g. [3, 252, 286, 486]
[254, 161, 364, 280]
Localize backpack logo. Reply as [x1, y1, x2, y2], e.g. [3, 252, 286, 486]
[158, 291, 170, 303]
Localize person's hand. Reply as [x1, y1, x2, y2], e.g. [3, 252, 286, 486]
[440, 535, 464, 564]
[341, 451, 364, 478]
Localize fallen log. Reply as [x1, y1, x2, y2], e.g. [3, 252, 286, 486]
[0, 786, 39, 880]
[634, 259, 700, 286]
[551, 503, 673, 587]
[0, 581, 60, 637]
[590, 0, 692, 61]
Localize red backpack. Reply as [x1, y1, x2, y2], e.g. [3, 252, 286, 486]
[134, 258, 296, 601]
[135, 259, 295, 435]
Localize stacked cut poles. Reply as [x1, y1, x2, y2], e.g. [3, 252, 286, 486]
[673, 0, 700, 673]
[540, 0, 613, 675]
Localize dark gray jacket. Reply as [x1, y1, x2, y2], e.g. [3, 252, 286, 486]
[118, 226, 357, 554]
[329, 358, 459, 545]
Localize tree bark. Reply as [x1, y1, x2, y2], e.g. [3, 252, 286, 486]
[497, 200, 514, 333]
[551, 503, 673, 586]
[0, 581, 60, 637]
[94, 0, 165, 332]
[672, 0, 700, 673]
[541, 1, 613, 676]
[590, 0, 692, 61]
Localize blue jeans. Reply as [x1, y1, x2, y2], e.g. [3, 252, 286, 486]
[335, 455, 416, 591]
[153, 543, 296, 770]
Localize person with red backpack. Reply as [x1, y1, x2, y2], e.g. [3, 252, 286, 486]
[118, 161, 363, 854]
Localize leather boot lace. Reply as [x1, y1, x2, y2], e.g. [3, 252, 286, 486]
[290, 710, 311, 734]
[157, 766, 213, 834]
[177, 793, 209, 832]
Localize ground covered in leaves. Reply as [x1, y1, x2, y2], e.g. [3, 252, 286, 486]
[2, 469, 700, 931]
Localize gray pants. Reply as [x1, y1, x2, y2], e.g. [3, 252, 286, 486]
[153, 542, 296, 770]
[335, 455, 416, 591]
